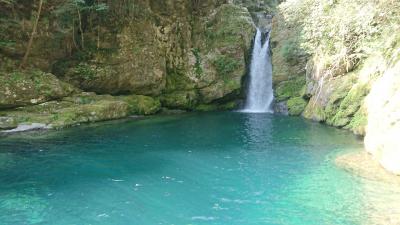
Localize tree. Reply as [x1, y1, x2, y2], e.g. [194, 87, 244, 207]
[19, 0, 44, 69]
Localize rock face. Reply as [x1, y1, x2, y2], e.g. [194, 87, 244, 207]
[59, 1, 255, 109]
[364, 62, 400, 174]
[271, 0, 400, 174]
[0, 0, 258, 130]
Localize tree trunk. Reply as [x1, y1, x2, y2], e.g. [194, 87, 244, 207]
[97, 0, 100, 49]
[75, 2, 85, 49]
[19, 0, 44, 69]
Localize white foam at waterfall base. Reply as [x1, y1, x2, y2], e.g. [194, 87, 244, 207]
[242, 29, 274, 113]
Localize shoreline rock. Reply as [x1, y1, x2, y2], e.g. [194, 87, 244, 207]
[1, 123, 51, 133]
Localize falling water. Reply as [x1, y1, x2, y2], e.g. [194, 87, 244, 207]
[243, 29, 274, 113]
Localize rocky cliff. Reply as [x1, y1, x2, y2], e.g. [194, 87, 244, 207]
[0, 0, 257, 130]
[271, 0, 400, 174]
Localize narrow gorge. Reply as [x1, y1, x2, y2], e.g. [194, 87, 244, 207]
[0, 0, 399, 224]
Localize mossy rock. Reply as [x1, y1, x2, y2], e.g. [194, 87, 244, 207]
[1, 93, 130, 129]
[195, 101, 238, 112]
[274, 76, 306, 102]
[0, 70, 75, 109]
[0, 117, 17, 130]
[51, 100, 129, 128]
[287, 97, 307, 116]
[194, 4, 255, 104]
[118, 95, 161, 115]
[160, 91, 198, 110]
[327, 82, 369, 127]
[165, 69, 195, 92]
[303, 101, 326, 122]
[346, 107, 367, 135]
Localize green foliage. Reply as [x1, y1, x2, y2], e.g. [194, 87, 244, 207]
[287, 97, 307, 116]
[0, 40, 15, 48]
[118, 95, 161, 115]
[278, 0, 399, 73]
[191, 48, 203, 77]
[275, 76, 306, 101]
[52, 0, 109, 50]
[280, 38, 304, 63]
[328, 83, 369, 127]
[213, 56, 240, 77]
[160, 91, 198, 110]
[346, 108, 367, 135]
[73, 63, 96, 80]
[0, 0, 14, 4]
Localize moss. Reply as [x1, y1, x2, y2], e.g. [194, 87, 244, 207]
[192, 48, 203, 77]
[195, 101, 238, 112]
[165, 69, 194, 92]
[303, 102, 326, 122]
[160, 91, 198, 110]
[0, 70, 75, 109]
[274, 76, 306, 101]
[287, 97, 307, 116]
[2, 95, 130, 129]
[195, 104, 218, 112]
[346, 107, 367, 135]
[212, 55, 240, 77]
[51, 100, 129, 128]
[70, 63, 97, 81]
[118, 95, 161, 115]
[204, 4, 254, 50]
[328, 83, 369, 127]
[324, 76, 355, 123]
[280, 37, 305, 63]
[219, 101, 239, 110]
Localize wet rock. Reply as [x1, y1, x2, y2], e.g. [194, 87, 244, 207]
[2, 123, 51, 133]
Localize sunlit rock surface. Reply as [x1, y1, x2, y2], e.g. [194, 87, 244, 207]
[364, 62, 400, 175]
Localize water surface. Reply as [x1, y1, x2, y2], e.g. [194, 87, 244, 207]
[0, 112, 397, 225]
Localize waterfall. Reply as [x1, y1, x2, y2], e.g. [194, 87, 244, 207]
[243, 29, 274, 113]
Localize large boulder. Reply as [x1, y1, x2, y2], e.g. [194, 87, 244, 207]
[0, 70, 75, 109]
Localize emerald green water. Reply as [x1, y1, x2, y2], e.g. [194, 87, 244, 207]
[0, 112, 397, 224]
